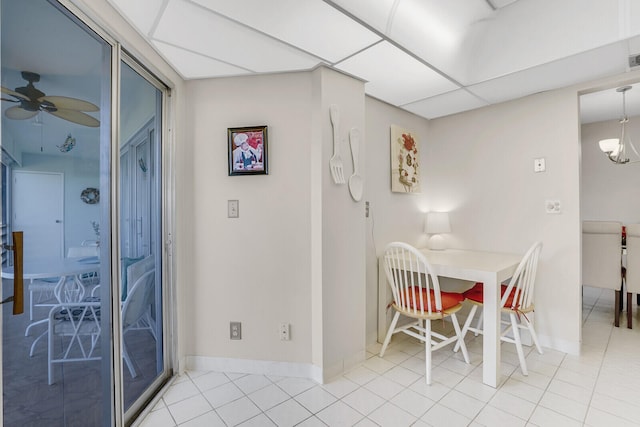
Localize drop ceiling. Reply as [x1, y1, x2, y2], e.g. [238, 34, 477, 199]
[107, 0, 640, 120]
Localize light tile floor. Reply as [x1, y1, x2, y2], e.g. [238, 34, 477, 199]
[137, 287, 640, 426]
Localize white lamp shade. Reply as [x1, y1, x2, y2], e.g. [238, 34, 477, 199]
[424, 212, 451, 234]
[599, 138, 620, 154]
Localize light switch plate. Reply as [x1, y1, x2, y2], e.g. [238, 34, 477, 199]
[228, 200, 239, 218]
[534, 158, 546, 172]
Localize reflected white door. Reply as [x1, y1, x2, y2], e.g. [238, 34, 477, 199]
[12, 171, 64, 260]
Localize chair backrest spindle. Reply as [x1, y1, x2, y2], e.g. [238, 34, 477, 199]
[383, 242, 442, 316]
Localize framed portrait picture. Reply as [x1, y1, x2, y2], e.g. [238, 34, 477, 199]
[228, 125, 268, 176]
[390, 124, 421, 193]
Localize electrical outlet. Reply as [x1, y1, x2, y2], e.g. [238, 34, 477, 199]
[365, 201, 370, 218]
[228, 200, 239, 218]
[230, 321, 241, 340]
[279, 323, 290, 341]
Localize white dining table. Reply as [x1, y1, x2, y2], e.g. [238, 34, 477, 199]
[1, 257, 100, 282]
[2, 257, 100, 329]
[378, 248, 522, 388]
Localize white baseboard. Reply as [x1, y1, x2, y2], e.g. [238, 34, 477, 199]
[184, 352, 366, 385]
[538, 334, 580, 355]
[185, 356, 324, 384]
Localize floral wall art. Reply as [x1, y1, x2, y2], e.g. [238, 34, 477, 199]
[390, 124, 420, 193]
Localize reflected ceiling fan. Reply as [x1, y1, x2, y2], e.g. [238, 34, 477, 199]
[1, 71, 99, 127]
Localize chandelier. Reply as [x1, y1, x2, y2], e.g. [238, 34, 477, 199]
[598, 86, 639, 164]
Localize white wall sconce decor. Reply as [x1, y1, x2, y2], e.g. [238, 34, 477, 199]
[425, 212, 450, 250]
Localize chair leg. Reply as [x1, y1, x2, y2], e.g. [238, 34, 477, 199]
[379, 311, 400, 357]
[628, 292, 633, 329]
[424, 319, 432, 385]
[122, 340, 138, 378]
[454, 305, 477, 353]
[614, 290, 620, 327]
[475, 307, 483, 335]
[523, 315, 543, 354]
[510, 313, 528, 376]
[451, 313, 470, 363]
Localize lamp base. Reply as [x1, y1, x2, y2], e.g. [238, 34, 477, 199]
[429, 234, 446, 250]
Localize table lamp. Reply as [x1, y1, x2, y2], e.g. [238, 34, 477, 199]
[425, 212, 450, 250]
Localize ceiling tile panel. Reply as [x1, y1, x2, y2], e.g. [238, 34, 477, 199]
[461, 0, 622, 85]
[153, 0, 320, 73]
[152, 41, 252, 79]
[335, 41, 460, 106]
[107, 0, 165, 35]
[401, 89, 489, 119]
[192, 0, 381, 63]
[468, 42, 629, 104]
[387, 0, 493, 83]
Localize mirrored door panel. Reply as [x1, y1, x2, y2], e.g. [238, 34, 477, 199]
[119, 60, 166, 415]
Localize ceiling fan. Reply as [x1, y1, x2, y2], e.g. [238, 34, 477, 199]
[1, 71, 99, 127]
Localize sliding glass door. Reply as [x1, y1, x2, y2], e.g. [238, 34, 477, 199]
[0, 0, 172, 425]
[119, 58, 167, 416]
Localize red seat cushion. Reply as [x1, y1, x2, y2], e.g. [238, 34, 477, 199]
[399, 287, 464, 312]
[463, 282, 519, 307]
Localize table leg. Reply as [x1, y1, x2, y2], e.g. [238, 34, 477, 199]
[378, 258, 388, 343]
[482, 275, 500, 388]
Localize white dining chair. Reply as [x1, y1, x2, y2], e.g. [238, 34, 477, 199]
[624, 224, 640, 328]
[582, 221, 623, 327]
[379, 242, 470, 385]
[455, 241, 543, 376]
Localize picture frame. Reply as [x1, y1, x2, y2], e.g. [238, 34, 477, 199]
[390, 124, 421, 193]
[228, 125, 268, 176]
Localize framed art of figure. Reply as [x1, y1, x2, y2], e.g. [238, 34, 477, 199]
[390, 124, 420, 193]
[228, 125, 268, 176]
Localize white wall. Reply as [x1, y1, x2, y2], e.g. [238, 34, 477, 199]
[184, 68, 366, 380]
[186, 71, 315, 365]
[363, 97, 431, 343]
[316, 68, 367, 379]
[581, 116, 640, 224]
[429, 90, 582, 353]
[365, 89, 583, 354]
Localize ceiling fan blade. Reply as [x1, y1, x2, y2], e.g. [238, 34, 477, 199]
[40, 95, 99, 112]
[46, 108, 100, 127]
[1, 86, 29, 101]
[4, 106, 37, 120]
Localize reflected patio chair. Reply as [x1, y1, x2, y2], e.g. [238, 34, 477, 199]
[379, 242, 470, 385]
[121, 269, 156, 378]
[46, 256, 156, 384]
[27, 246, 97, 334]
[455, 241, 543, 376]
[47, 298, 101, 385]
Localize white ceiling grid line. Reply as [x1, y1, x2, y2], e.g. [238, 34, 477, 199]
[335, 41, 460, 106]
